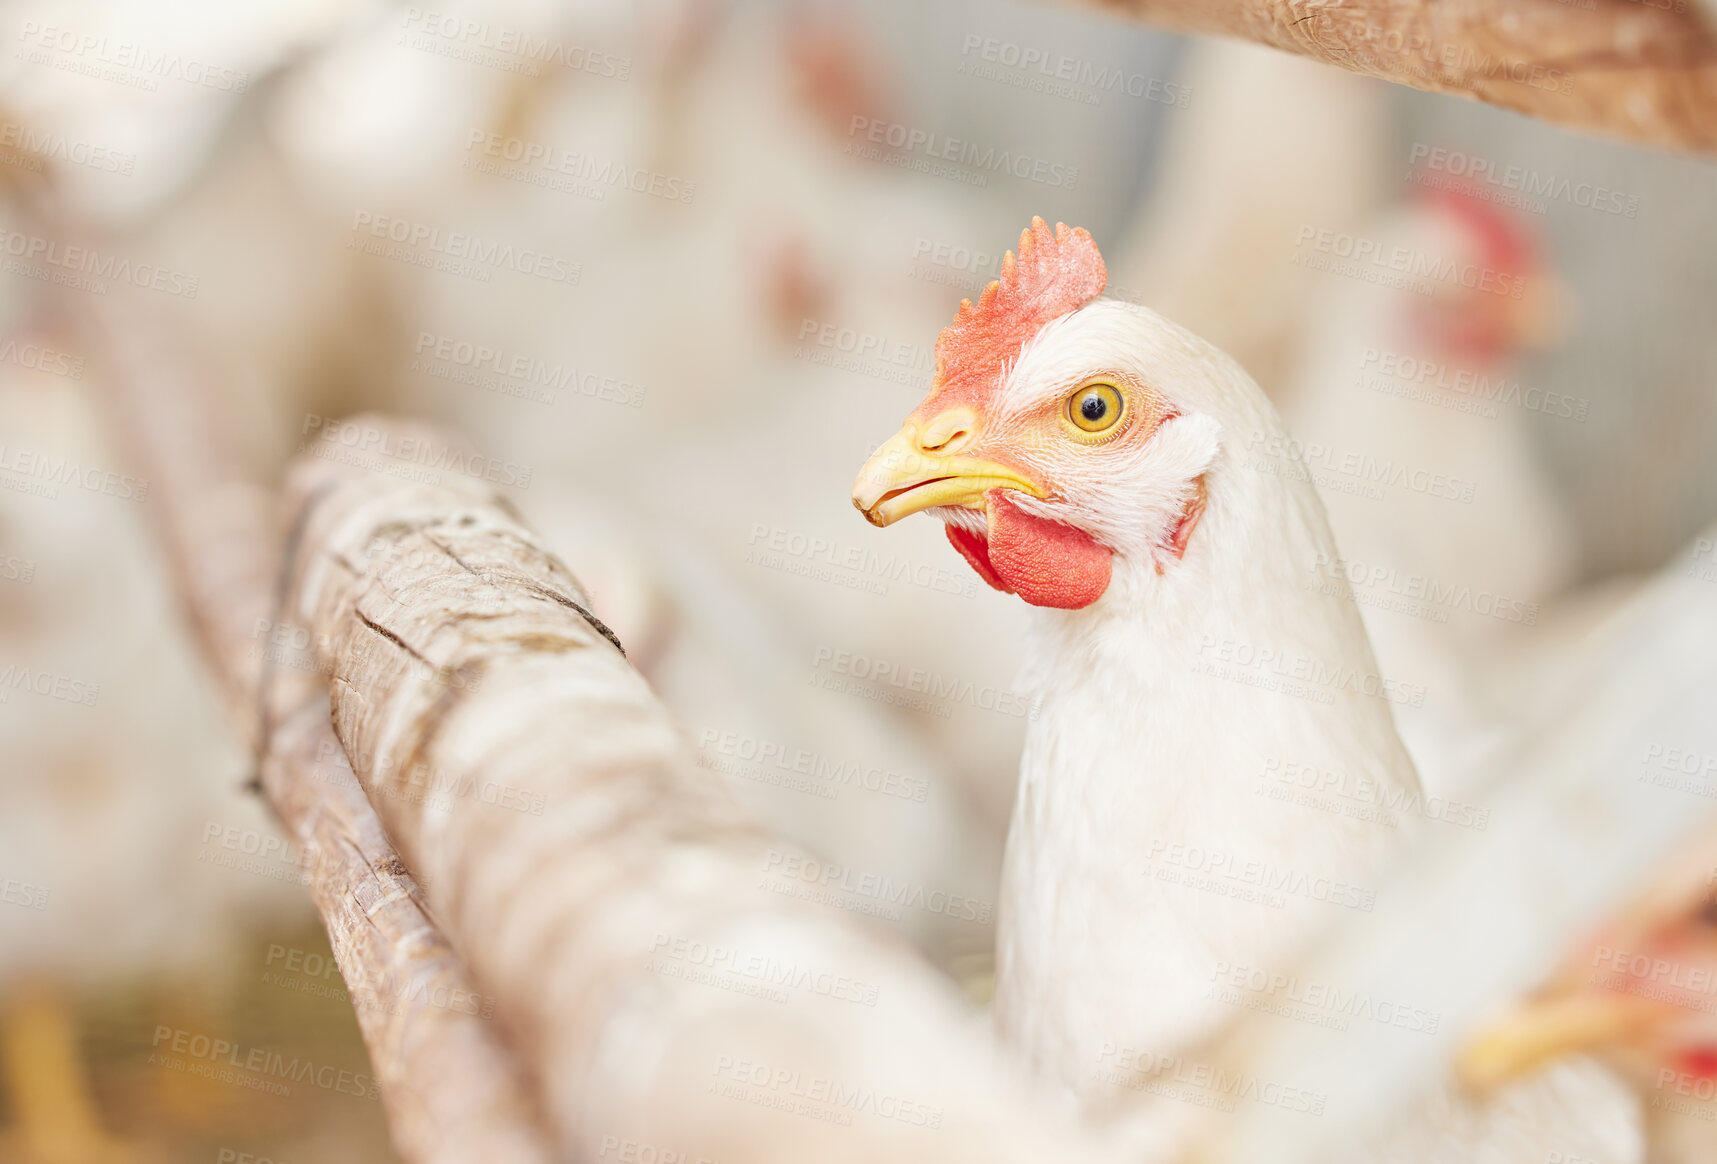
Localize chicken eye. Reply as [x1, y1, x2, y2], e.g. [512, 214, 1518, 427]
[1066, 382, 1123, 434]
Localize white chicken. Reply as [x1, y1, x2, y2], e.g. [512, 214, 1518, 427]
[851, 218, 1419, 1104]
[850, 218, 1650, 1163]
[1282, 184, 1576, 795]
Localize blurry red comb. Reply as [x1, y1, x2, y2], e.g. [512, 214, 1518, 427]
[925, 218, 1106, 409]
[1414, 176, 1538, 279]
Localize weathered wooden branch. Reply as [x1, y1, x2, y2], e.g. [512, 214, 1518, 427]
[1065, 0, 1717, 151]
[279, 417, 1118, 1163]
[83, 296, 561, 1164]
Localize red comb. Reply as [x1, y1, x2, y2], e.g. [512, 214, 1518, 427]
[921, 218, 1106, 412]
[1414, 177, 1537, 279]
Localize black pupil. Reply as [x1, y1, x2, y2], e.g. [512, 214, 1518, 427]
[1081, 393, 1108, 422]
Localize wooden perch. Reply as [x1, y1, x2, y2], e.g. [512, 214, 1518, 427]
[83, 297, 560, 1164]
[1066, 0, 1717, 151]
[279, 416, 1117, 1163]
[256, 684, 558, 1164]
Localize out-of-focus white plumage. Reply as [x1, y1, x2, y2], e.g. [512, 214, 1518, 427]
[1283, 196, 1575, 794]
[1365, 1056, 1641, 1164]
[0, 341, 308, 993]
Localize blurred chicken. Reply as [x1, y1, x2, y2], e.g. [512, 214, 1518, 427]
[851, 220, 1419, 1139]
[1463, 823, 1717, 1164]
[0, 312, 308, 1162]
[1109, 37, 1389, 393]
[1282, 182, 1576, 793]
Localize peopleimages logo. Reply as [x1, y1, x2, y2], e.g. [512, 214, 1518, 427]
[149, 1025, 379, 1101]
[1092, 1043, 1327, 1115]
[300, 413, 535, 488]
[0, 120, 135, 175]
[216, 1150, 290, 1164]
[1407, 144, 1639, 219]
[1355, 27, 1571, 94]
[463, 131, 696, 203]
[956, 34, 1190, 109]
[2, 876, 49, 911]
[1207, 961, 1442, 1034]
[710, 1056, 945, 1129]
[795, 317, 933, 369]
[744, 522, 978, 600]
[16, 21, 250, 93]
[793, 317, 935, 389]
[1308, 551, 1540, 628]
[1359, 348, 1591, 423]
[0, 338, 84, 380]
[1195, 632, 1429, 709]
[0, 443, 149, 503]
[597, 1136, 721, 1164]
[0, 228, 199, 298]
[1142, 837, 1378, 912]
[0, 664, 100, 707]
[1294, 225, 1525, 299]
[761, 850, 993, 925]
[845, 116, 1078, 189]
[811, 646, 1037, 720]
[696, 727, 931, 803]
[1258, 755, 1491, 830]
[906, 236, 1005, 293]
[1636, 742, 1717, 800]
[648, 932, 882, 1006]
[349, 211, 581, 285]
[399, 9, 631, 80]
[410, 333, 647, 409]
[0, 555, 34, 585]
[1245, 429, 1479, 505]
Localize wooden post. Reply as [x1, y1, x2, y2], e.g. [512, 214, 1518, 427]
[86, 297, 561, 1164]
[276, 415, 1119, 1163]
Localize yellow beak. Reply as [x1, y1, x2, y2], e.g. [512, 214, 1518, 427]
[851, 423, 1044, 528]
[1456, 991, 1661, 1093]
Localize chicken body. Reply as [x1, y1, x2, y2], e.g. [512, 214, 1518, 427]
[987, 302, 1421, 1095]
[850, 220, 1650, 1163]
[851, 220, 1420, 1106]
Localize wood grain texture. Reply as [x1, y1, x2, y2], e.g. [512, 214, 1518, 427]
[1069, 0, 1717, 151]
[257, 686, 559, 1164]
[86, 297, 561, 1164]
[280, 416, 1120, 1164]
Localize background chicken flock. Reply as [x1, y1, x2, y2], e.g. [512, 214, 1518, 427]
[0, 0, 1714, 1161]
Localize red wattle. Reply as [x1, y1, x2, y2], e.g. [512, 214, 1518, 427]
[983, 490, 1111, 609]
[1677, 1046, 1717, 1080]
[944, 523, 1012, 594]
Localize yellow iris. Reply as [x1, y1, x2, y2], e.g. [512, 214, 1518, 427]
[1065, 381, 1124, 435]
